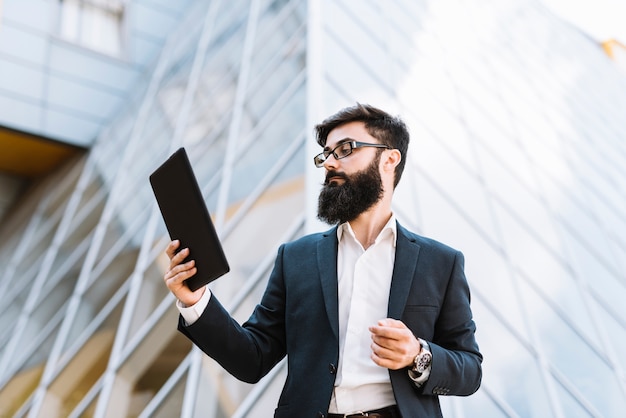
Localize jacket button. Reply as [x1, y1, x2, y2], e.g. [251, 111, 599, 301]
[317, 413, 325, 418]
[329, 363, 337, 374]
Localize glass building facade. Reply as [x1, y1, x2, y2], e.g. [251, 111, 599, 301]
[0, 0, 625, 417]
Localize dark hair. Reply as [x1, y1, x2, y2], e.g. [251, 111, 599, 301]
[314, 103, 410, 188]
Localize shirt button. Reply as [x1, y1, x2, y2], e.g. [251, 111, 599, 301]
[329, 363, 337, 374]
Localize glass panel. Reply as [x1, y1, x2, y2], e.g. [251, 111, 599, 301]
[145, 374, 187, 418]
[553, 379, 596, 418]
[59, 251, 134, 355]
[129, 336, 192, 415]
[469, 297, 552, 416]
[441, 388, 510, 418]
[519, 280, 624, 417]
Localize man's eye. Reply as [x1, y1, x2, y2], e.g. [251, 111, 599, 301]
[336, 144, 352, 157]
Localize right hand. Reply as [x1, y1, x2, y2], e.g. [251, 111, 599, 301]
[164, 240, 206, 306]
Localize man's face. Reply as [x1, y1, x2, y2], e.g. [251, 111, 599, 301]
[317, 122, 385, 225]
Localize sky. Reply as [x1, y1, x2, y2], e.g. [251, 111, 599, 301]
[542, 0, 626, 42]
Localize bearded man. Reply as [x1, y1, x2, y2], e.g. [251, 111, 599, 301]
[163, 103, 482, 418]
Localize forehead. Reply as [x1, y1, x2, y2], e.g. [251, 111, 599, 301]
[325, 121, 375, 147]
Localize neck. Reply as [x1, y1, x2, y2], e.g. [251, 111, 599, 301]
[348, 198, 393, 249]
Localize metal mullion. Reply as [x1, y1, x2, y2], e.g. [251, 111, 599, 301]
[87, 204, 152, 286]
[118, 288, 174, 364]
[39, 231, 92, 301]
[549, 364, 604, 417]
[0, 257, 40, 314]
[557, 272, 626, 398]
[182, 349, 209, 418]
[137, 352, 193, 418]
[92, 210, 162, 418]
[0, 155, 85, 294]
[7, 183, 74, 270]
[214, 0, 262, 231]
[587, 287, 626, 331]
[50, 277, 131, 383]
[10, 388, 35, 418]
[0, 325, 12, 354]
[516, 267, 614, 366]
[467, 383, 521, 418]
[231, 359, 286, 418]
[65, 185, 108, 235]
[67, 373, 105, 418]
[1, 302, 66, 388]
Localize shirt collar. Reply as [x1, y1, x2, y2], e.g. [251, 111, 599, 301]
[336, 214, 397, 247]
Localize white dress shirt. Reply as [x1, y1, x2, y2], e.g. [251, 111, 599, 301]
[328, 217, 397, 414]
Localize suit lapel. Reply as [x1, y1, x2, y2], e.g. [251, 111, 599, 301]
[317, 227, 340, 340]
[316, 224, 420, 336]
[388, 223, 421, 318]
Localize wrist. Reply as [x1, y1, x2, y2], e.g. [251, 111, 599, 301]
[411, 338, 432, 376]
[180, 286, 206, 307]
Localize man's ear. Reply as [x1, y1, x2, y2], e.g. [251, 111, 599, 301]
[382, 149, 401, 173]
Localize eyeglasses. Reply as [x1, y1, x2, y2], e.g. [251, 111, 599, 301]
[313, 140, 391, 167]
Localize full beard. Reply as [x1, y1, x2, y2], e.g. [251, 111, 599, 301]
[317, 154, 384, 225]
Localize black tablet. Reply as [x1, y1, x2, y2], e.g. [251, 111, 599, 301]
[149, 147, 229, 291]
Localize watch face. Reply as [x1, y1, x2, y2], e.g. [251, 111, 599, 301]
[416, 352, 432, 373]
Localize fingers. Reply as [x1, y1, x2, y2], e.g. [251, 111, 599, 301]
[162, 240, 206, 306]
[369, 318, 420, 370]
[165, 240, 180, 258]
[369, 318, 408, 340]
[166, 241, 193, 270]
[164, 259, 196, 283]
[164, 240, 197, 288]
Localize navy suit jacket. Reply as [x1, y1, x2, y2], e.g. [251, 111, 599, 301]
[179, 222, 482, 417]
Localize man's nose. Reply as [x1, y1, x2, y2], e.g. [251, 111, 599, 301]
[323, 153, 339, 170]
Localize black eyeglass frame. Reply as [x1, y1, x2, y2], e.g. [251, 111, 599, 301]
[313, 140, 391, 167]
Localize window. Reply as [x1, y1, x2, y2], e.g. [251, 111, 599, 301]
[59, 0, 124, 56]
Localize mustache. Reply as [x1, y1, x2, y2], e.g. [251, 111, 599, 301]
[324, 170, 349, 185]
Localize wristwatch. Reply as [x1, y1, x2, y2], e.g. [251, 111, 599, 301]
[412, 338, 432, 377]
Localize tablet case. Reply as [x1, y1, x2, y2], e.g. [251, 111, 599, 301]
[149, 147, 229, 291]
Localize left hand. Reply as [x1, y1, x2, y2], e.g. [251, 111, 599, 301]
[369, 318, 421, 370]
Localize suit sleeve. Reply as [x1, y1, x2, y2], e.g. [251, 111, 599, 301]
[177, 244, 288, 384]
[420, 251, 482, 396]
